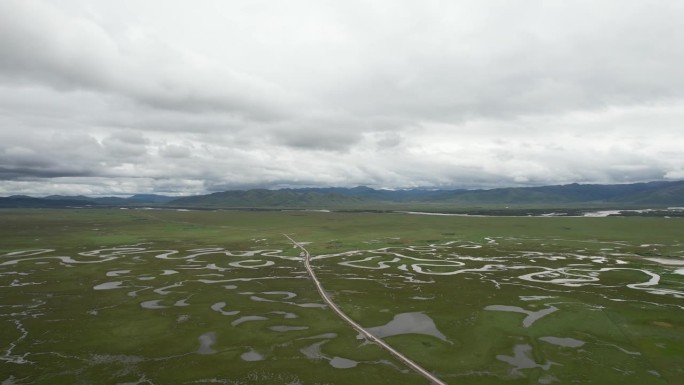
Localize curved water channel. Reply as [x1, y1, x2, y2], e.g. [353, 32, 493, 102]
[284, 234, 448, 385]
[3, 235, 681, 384]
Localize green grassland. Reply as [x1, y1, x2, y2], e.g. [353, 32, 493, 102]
[0, 208, 682, 384]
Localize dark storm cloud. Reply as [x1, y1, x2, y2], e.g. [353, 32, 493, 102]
[0, 167, 94, 180]
[0, 129, 106, 181]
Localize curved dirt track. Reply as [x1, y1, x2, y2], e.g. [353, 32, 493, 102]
[284, 234, 447, 385]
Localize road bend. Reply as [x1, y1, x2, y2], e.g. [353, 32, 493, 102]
[284, 234, 447, 385]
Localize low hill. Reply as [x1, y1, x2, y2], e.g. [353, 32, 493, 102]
[168, 189, 368, 208]
[611, 181, 684, 205]
[1, 194, 176, 208]
[128, 194, 176, 204]
[430, 180, 684, 205]
[0, 195, 99, 208]
[281, 186, 450, 202]
[44, 194, 175, 205]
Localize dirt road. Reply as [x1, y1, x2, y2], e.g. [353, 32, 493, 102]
[284, 234, 447, 385]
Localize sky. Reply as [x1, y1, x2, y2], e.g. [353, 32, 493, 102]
[1, 0, 683, 196]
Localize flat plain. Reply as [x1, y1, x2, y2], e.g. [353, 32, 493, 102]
[1, 208, 682, 384]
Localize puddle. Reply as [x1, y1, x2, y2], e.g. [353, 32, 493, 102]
[127, 286, 152, 297]
[497, 344, 556, 374]
[300, 340, 327, 360]
[540, 336, 585, 348]
[262, 291, 297, 299]
[519, 296, 556, 301]
[94, 281, 124, 290]
[174, 299, 190, 307]
[248, 295, 274, 302]
[106, 270, 130, 277]
[241, 348, 264, 361]
[330, 356, 358, 368]
[295, 303, 327, 308]
[232, 316, 268, 326]
[154, 283, 183, 295]
[211, 302, 239, 316]
[6, 279, 43, 287]
[269, 325, 309, 332]
[140, 300, 168, 309]
[197, 332, 216, 354]
[271, 311, 298, 319]
[484, 305, 558, 328]
[645, 258, 684, 266]
[229, 260, 275, 269]
[299, 339, 358, 369]
[362, 312, 447, 341]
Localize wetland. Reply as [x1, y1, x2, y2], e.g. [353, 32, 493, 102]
[0, 208, 682, 384]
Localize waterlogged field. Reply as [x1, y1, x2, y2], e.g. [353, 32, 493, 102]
[0, 209, 682, 384]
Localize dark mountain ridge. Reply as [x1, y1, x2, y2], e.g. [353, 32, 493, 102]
[429, 180, 684, 205]
[1, 180, 682, 209]
[168, 189, 367, 208]
[166, 180, 684, 208]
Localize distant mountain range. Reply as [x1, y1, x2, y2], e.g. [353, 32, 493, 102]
[1, 180, 683, 209]
[0, 194, 175, 208]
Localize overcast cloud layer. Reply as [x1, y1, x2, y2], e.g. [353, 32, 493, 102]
[1, 0, 683, 196]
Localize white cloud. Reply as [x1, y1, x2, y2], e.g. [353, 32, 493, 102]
[0, 0, 683, 195]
